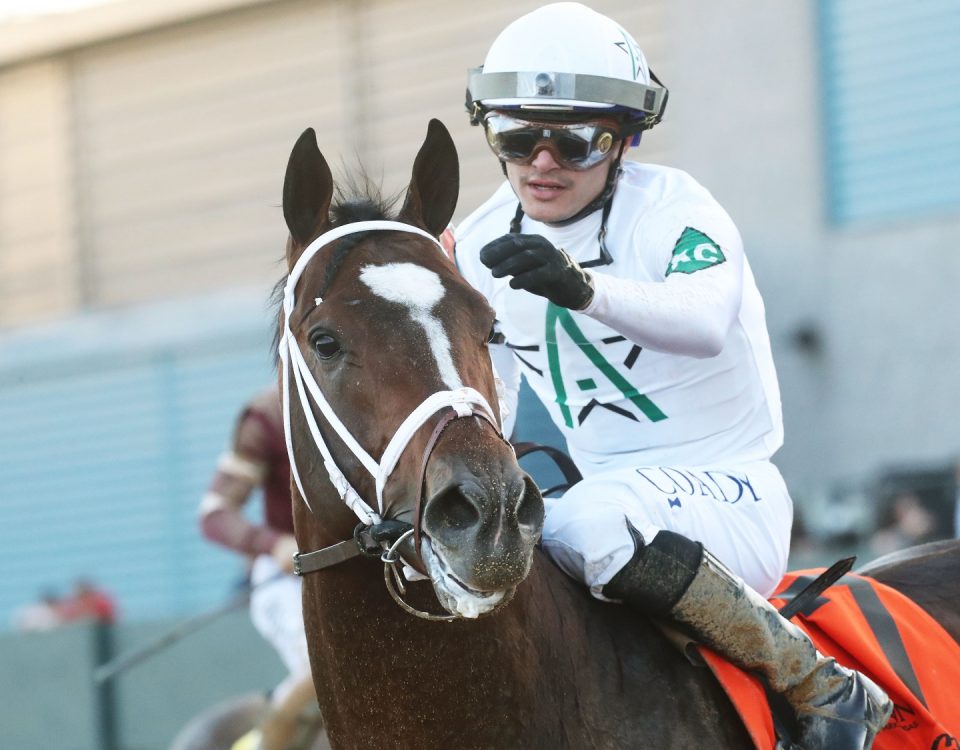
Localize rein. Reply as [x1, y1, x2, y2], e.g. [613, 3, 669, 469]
[278, 220, 504, 619]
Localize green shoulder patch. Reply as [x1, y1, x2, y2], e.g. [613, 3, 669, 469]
[666, 227, 726, 276]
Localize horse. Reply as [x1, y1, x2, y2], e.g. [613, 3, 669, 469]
[277, 119, 960, 749]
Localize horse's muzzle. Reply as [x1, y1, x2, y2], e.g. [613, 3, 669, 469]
[420, 457, 543, 615]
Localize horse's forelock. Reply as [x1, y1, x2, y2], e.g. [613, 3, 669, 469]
[330, 169, 399, 226]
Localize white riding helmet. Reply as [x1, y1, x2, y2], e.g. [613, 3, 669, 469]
[466, 2, 667, 132]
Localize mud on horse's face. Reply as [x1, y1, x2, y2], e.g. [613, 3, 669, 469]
[280, 120, 544, 618]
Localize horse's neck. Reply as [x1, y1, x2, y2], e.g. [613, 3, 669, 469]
[304, 556, 555, 684]
[302, 552, 753, 749]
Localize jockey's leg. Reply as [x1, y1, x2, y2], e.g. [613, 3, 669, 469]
[229, 678, 322, 750]
[542, 462, 892, 750]
[603, 524, 891, 750]
[246, 555, 319, 750]
[259, 675, 323, 750]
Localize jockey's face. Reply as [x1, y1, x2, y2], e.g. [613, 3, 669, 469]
[504, 139, 619, 225]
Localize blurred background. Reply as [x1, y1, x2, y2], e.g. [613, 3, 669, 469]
[1, 0, 958, 747]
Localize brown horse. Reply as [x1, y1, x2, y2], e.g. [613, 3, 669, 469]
[278, 119, 960, 749]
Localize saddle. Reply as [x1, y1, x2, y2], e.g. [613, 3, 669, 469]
[700, 567, 960, 749]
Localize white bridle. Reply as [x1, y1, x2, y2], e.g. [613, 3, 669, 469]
[278, 220, 499, 525]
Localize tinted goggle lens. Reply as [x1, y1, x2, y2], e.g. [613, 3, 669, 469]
[483, 114, 617, 169]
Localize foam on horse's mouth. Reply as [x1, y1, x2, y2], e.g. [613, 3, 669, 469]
[421, 537, 506, 619]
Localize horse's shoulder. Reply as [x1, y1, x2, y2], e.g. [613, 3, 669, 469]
[519, 552, 753, 746]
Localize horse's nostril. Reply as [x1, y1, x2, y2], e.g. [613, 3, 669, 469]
[425, 484, 482, 533]
[516, 475, 545, 529]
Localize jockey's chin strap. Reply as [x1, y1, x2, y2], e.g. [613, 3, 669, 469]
[278, 220, 502, 584]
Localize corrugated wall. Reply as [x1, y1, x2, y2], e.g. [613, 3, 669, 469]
[0, 59, 79, 323]
[70, 0, 349, 308]
[819, 0, 960, 223]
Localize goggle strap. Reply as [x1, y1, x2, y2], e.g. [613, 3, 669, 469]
[509, 203, 524, 234]
[506, 140, 623, 261]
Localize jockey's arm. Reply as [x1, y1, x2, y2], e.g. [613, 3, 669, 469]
[199, 454, 283, 557]
[198, 408, 288, 561]
[581, 240, 744, 358]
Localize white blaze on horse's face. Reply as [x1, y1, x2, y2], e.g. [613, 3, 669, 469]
[359, 262, 464, 391]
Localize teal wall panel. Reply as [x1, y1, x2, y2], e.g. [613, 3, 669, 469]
[819, 0, 960, 223]
[0, 294, 277, 630]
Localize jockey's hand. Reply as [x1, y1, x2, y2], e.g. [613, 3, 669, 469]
[271, 534, 299, 574]
[480, 233, 594, 310]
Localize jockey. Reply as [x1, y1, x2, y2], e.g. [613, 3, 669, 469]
[454, 3, 892, 748]
[198, 387, 321, 750]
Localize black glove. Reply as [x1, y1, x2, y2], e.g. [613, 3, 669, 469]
[479, 233, 595, 310]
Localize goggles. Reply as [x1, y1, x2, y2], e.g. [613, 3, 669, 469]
[482, 112, 620, 170]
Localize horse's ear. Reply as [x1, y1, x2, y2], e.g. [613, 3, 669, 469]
[283, 128, 333, 262]
[399, 119, 459, 237]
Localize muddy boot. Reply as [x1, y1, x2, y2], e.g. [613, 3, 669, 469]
[603, 523, 893, 750]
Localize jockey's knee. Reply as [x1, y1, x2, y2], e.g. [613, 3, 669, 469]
[602, 524, 704, 615]
[543, 494, 655, 595]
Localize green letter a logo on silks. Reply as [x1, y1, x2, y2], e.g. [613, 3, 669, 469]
[666, 227, 726, 276]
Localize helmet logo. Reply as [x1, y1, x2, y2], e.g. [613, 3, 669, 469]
[535, 72, 555, 97]
[614, 38, 644, 81]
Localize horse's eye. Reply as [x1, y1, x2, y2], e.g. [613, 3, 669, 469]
[310, 332, 341, 360]
[487, 326, 504, 345]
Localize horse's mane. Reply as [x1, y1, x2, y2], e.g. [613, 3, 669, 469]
[270, 172, 402, 364]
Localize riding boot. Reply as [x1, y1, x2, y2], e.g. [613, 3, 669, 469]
[603, 523, 893, 750]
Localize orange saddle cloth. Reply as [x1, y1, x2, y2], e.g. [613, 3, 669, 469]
[699, 569, 960, 749]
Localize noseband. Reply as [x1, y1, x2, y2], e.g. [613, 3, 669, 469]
[278, 221, 504, 606]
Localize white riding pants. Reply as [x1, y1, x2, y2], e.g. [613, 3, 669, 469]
[249, 554, 311, 704]
[541, 460, 793, 600]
